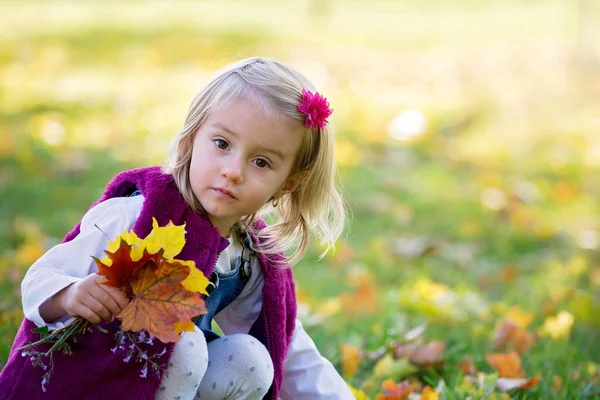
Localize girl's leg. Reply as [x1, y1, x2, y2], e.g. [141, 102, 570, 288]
[196, 334, 274, 400]
[157, 327, 209, 400]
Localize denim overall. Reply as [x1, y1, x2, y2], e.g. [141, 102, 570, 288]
[129, 190, 251, 342]
[193, 232, 253, 342]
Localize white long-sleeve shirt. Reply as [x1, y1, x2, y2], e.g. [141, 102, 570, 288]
[21, 195, 354, 399]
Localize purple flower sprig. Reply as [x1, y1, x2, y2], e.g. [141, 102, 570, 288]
[112, 330, 166, 379]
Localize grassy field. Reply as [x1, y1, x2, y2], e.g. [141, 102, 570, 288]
[1, 1, 599, 398]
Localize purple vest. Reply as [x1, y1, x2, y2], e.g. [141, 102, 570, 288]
[0, 166, 297, 399]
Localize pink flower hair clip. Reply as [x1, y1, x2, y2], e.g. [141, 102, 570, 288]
[298, 89, 333, 131]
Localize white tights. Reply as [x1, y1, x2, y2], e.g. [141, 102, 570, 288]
[156, 328, 274, 400]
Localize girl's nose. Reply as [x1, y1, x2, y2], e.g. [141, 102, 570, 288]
[221, 160, 244, 184]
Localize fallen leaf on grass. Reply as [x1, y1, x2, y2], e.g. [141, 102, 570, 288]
[419, 386, 439, 400]
[394, 341, 445, 368]
[458, 358, 477, 375]
[341, 344, 361, 378]
[541, 311, 574, 339]
[376, 379, 412, 400]
[486, 352, 525, 378]
[552, 374, 563, 393]
[349, 385, 371, 400]
[340, 270, 377, 314]
[504, 305, 533, 328]
[363, 354, 418, 392]
[492, 320, 538, 354]
[496, 376, 541, 391]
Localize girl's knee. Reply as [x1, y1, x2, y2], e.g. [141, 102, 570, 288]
[230, 334, 273, 385]
[199, 334, 273, 399]
[157, 328, 208, 400]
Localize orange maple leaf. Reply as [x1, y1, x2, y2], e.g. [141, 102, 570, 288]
[486, 351, 526, 378]
[376, 379, 412, 400]
[520, 376, 542, 388]
[94, 239, 162, 290]
[117, 259, 207, 343]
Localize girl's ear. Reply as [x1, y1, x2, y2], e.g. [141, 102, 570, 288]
[278, 172, 304, 196]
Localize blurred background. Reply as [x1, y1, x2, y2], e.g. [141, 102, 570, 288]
[1, 0, 599, 398]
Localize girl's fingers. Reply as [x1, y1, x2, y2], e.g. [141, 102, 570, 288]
[102, 285, 130, 312]
[89, 284, 121, 317]
[81, 294, 113, 323]
[93, 273, 129, 312]
[71, 302, 103, 325]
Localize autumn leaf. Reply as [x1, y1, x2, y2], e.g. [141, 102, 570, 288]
[519, 376, 541, 388]
[458, 358, 477, 375]
[504, 305, 534, 328]
[99, 217, 186, 266]
[117, 259, 207, 343]
[492, 320, 538, 354]
[552, 374, 563, 393]
[340, 270, 377, 314]
[179, 260, 210, 295]
[94, 219, 210, 343]
[142, 218, 186, 259]
[348, 385, 371, 400]
[541, 311, 574, 339]
[485, 352, 525, 378]
[420, 386, 439, 400]
[341, 344, 361, 378]
[376, 379, 412, 400]
[100, 229, 144, 266]
[174, 320, 196, 335]
[496, 376, 541, 391]
[373, 354, 415, 378]
[394, 341, 445, 368]
[94, 239, 162, 290]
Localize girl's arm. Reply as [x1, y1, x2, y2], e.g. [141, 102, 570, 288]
[21, 196, 143, 330]
[280, 319, 355, 400]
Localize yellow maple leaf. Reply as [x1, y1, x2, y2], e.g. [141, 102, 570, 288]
[541, 311, 574, 339]
[180, 260, 210, 295]
[174, 320, 196, 335]
[143, 218, 186, 259]
[100, 218, 186, 266]
[420, 386, 439, 400]
[348, 385, 371, 400]
[504, 305, 533, 328]
[101, 229, 144, 266]
[341, 344, 361, 378]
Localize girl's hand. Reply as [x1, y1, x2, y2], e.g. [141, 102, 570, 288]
[56, 273, 129, 324]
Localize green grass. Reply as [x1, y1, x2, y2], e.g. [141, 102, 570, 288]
[1, 1, 599, 398]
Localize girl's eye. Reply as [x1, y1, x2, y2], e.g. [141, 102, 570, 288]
[254, 158, 270, 169]
[214, 139, 229, 150]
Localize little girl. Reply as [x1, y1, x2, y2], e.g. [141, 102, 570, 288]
[0, 57, 355, 399]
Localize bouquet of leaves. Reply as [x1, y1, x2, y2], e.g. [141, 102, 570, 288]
[18, 218, 210, 390]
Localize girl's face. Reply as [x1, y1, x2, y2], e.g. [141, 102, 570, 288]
[189, 97, 304, 236]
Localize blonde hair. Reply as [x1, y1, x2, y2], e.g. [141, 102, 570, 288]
[164, 57, 345, 266]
